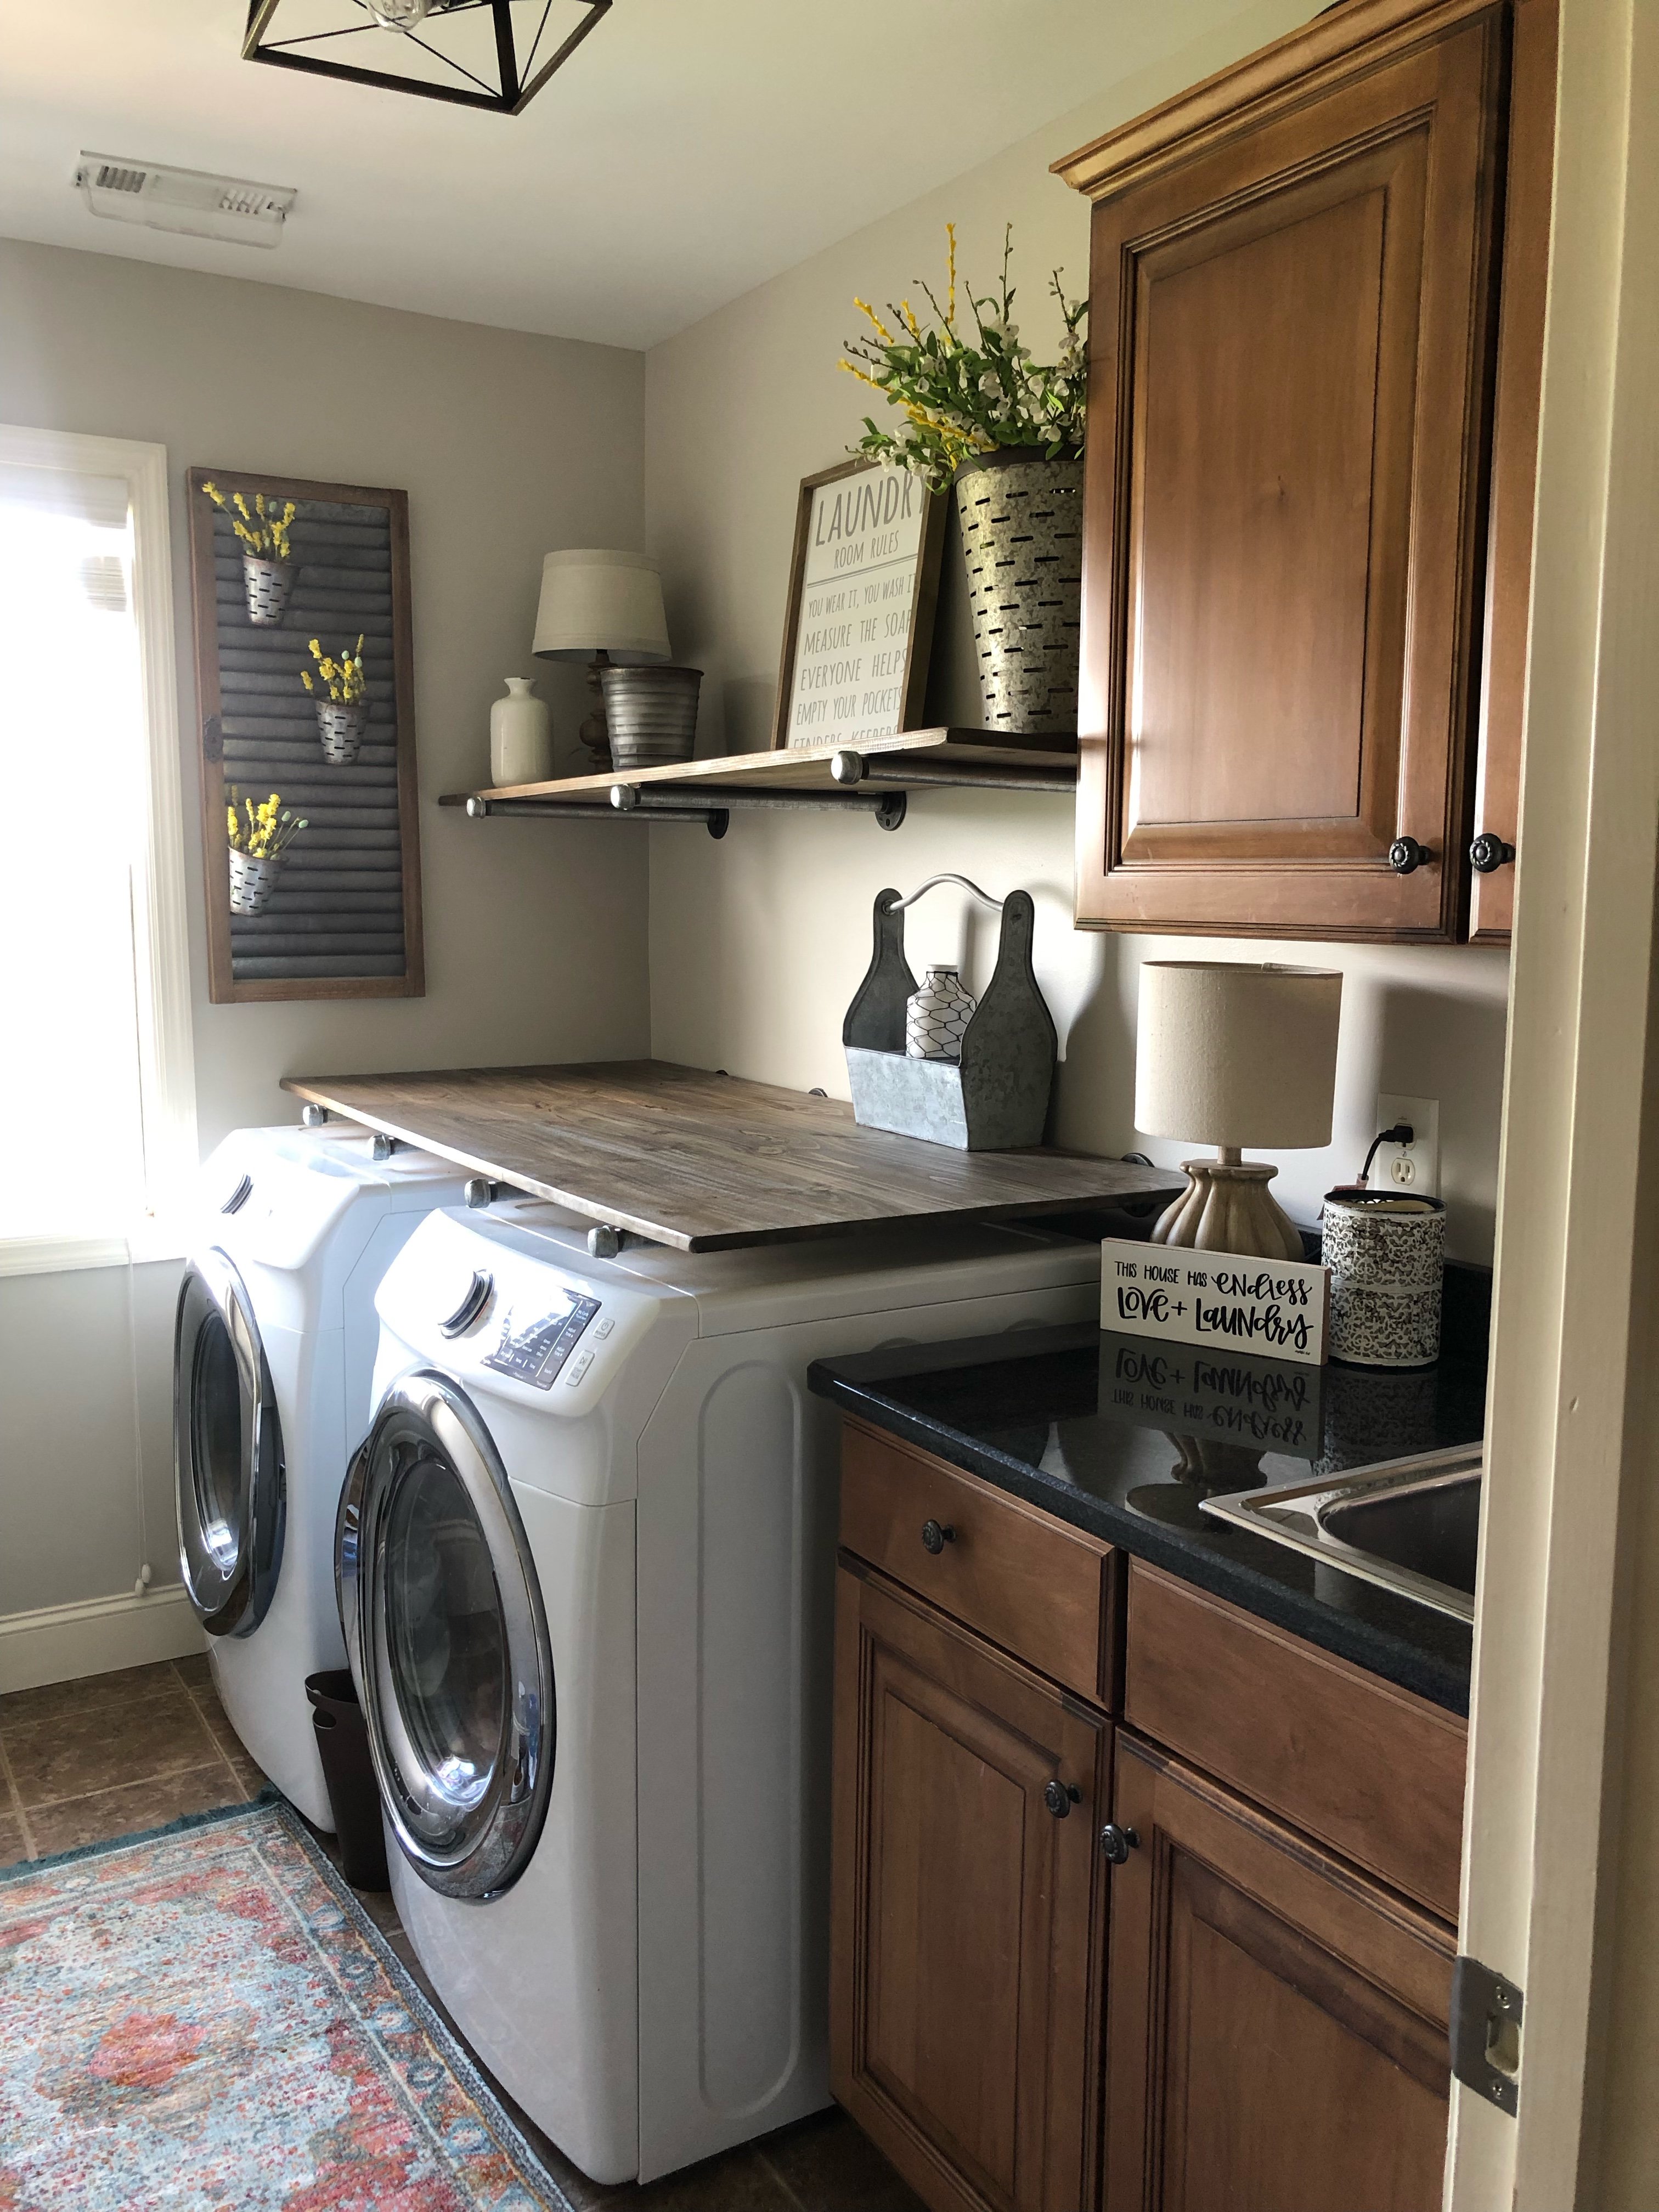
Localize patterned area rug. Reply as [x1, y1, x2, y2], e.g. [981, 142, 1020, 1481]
[0, 1798, 573, 2211]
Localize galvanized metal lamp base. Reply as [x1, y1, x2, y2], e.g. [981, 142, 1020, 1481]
[578, 657, 612, 774]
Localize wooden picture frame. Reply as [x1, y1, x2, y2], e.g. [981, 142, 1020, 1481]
[771, 456, 946, 752]
[187, 466, 425, 1003]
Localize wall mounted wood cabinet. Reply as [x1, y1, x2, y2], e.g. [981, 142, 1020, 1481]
[1056, 0, 1557, 943]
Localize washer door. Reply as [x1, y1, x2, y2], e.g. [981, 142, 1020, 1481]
[340, 1370, 554, 1901]
[173, 1250, 285, 1637]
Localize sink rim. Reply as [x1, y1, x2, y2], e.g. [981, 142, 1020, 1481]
[1198, 1443, 1483, 1622]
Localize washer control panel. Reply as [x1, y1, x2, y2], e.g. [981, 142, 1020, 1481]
[483, 1293, 602, 1390]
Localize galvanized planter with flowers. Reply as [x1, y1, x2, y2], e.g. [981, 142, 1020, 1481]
[202, 481, 299, 627]
[227, 789, 308, 915]
[302, 635, 369, 763]
[842, 227, 1087, 735]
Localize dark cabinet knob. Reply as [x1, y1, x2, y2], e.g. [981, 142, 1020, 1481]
[1470, 832, 1516, 873]
[1043, 1781, 1082, 1819]
[921, 1519, 956, 1555]
[1100, 1822, 1141, 1863]
[1388, 836, 1434, 875]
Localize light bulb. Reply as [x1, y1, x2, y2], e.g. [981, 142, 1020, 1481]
[360, 0, 435, 31]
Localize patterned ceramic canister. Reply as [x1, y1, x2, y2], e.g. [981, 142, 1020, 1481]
[905, 966, 979, 1062]
[315, 699, 368, 765]
[228, 847, 286, 916]
[242, 556, 295, 627]
[1323, 1192, 1447, 1368]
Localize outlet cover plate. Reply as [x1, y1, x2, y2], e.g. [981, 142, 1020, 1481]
[1375, 1094, 1440, 1198]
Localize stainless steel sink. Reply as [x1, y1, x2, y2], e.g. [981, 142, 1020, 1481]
[1199, 1444, 1483, 1621]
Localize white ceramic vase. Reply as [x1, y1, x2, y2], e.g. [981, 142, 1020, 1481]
[906, 966, 979, 1061]
[490, 676, 552, 787]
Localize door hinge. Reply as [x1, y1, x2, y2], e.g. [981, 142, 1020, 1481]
[1449, 1955, 1523, 2117]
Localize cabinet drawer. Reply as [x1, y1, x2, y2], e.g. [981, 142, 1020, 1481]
[840, 1418, 1119, 1708]
[1125, 1562, 1466, 1920]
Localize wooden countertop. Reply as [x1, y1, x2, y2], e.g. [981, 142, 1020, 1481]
[280, 1060, 1183, 1252]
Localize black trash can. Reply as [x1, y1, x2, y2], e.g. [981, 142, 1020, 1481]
[305, 1670, 390, 1891]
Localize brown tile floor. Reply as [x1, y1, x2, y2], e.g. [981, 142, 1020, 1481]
[0, 1658, 926, 2212]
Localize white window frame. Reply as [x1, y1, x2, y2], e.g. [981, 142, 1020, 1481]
[0, 425, 197, 1277]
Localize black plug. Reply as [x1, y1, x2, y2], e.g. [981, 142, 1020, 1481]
[1357, 1122, 1415, 1187]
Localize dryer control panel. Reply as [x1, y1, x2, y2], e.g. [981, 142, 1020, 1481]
[483, 1294, 602, 1390]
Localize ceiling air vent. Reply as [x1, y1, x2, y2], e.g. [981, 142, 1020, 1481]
[75, 153, 297, 249]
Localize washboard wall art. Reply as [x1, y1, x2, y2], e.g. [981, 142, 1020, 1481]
[188, 467, 425, 1003]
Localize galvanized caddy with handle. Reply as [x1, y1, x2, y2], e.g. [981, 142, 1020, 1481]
[843, 874, 1057, 1149]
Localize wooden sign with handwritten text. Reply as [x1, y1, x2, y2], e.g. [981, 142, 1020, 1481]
[771, 458, 945, 752]
[1100, 1239, 1329, 1367]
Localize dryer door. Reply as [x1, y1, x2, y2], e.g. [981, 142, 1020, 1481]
[341, 1370, 554, 1901]
[173, 1250, 285, 1637]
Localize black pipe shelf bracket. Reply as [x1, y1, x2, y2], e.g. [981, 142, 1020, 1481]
[609, 782, 906, 830]
[467, 794, 731, 837]
[831, 749, 1077, 796]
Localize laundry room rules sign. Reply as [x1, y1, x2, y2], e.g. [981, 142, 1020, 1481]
[1099, 1240, 1330, 1367]
[780, 462, 935, 750]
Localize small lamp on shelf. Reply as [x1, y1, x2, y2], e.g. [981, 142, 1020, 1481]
[1135, 961, 1342, 1261]
[532, 548, 673, 773]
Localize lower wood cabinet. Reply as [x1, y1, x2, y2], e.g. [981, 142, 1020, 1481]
[1103, 1733, 1455, 2212]
[829, 1426, 1467, 2212]
[830, 1560, 1110, 2212]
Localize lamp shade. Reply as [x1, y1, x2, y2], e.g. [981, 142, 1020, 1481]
[532, 548, 670, 665]
[1135, 961, 1342, 1150]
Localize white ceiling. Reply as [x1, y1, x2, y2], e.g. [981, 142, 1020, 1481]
[0, 0, 1235, 351]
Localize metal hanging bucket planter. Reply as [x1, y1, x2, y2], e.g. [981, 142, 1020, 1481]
[242, 555, 295, 627]
[229, 847, 286, 916]
[954, 455, 1084, 735]
[315, 700, 368, 764]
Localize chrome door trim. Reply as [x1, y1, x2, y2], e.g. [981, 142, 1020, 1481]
[340, 1369, 555, 1901]
[172, 1248, 285, 1638]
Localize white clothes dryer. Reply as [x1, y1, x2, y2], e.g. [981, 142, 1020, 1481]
[173, 1124, 469, 1826]
[338, 1198, 1103, 2185]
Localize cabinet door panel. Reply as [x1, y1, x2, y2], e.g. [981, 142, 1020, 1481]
[1105, 1733, 1454, 2212]
[1128, 151, 1412, 850]
[832, 1561, 1109, 2212]
[1077, 9, 1505, 939]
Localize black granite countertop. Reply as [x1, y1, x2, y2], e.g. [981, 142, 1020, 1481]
[809, 1318, 1486, 1715]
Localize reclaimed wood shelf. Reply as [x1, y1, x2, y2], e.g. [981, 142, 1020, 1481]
[281, 1060, 1182, 1252]
[438, 726, 1079, 832]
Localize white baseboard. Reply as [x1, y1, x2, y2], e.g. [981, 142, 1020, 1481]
[0, 1584, 206, 1695]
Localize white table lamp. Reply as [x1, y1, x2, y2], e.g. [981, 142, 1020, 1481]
[1135, 961, 1342, 1261]
[533, 548, 671, 770]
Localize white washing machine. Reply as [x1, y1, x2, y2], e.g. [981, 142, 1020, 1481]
[338, 1197, 1103, 2185]
[172, 1123, 470, 1826]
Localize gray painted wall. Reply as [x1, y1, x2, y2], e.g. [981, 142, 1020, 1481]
[0, 239, 652, 1617]
[641, 0, 1511, 1259]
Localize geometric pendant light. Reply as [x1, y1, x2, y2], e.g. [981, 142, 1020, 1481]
[243, 0, 611, 116]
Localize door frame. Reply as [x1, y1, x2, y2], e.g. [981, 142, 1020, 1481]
[1451, 0, 1659, 2203]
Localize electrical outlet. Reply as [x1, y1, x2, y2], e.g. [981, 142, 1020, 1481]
[1374, 1094, 1440, 1198]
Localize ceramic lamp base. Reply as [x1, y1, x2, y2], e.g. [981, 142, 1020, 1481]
[1150, 1152, 1305, 1262]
